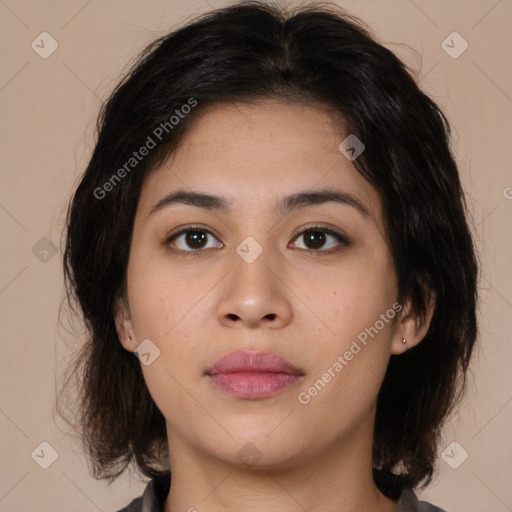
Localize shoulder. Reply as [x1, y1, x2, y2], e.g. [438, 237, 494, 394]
[375, 470, 448, 512]
[395, 487, 449, 512]
[113, 472, 449, 512]
[114, 495, 143, 512]
[418, 499, 448, 512]
[113, 472, 171, 512]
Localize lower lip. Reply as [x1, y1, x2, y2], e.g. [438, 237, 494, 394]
[207, 372, 302, 399]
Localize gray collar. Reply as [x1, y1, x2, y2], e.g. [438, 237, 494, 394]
[117, 472, 446, 512]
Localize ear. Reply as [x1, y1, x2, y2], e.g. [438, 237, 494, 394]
[391, 290, 436, 355]
[113, 296, 137, 353]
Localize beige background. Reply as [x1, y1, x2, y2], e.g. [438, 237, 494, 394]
[0, 0, 511, 511]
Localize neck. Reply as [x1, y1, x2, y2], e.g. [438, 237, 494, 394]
[163, 418, 397, 512]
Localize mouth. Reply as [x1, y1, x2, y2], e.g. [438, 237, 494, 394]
[205, 350, 305, 399]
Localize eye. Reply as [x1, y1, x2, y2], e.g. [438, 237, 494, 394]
[164, 224, 350, 257]
[289, 225, 351, 255]
[165, 225, 223, 255]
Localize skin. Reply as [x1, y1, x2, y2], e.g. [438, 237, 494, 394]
[114, 100, 434, 512]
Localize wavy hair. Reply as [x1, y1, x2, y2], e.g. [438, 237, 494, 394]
[59, 0, 478, 494]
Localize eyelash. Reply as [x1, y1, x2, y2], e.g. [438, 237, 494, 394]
[163, 224, 351, 257]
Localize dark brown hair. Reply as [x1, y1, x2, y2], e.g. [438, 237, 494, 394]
[59, 0, 478, 494]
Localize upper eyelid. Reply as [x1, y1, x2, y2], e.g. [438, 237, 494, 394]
[289, 223, 346, 240]
[166, 223, 349, 246]
[166, 224, 221, 243]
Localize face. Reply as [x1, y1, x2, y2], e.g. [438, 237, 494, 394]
[115, 100, 415, 470]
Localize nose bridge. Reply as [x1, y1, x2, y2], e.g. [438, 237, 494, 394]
[216, 234, 293, 327]
[231, 234, 279, 298]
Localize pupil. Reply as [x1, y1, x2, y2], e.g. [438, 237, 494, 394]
[183, 230, 327, 250]
[186, 230, 206, 248]
[306, 230, 325, 249]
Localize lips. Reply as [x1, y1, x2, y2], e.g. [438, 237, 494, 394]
[206, 350, 303, 376]
[205, 350, 304, 399]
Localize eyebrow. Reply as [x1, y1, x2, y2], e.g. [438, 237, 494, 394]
[149, 187, 370, 218]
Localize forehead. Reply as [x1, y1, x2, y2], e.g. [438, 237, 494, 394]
[137, 100, 383, 227]
[165, 100, 347, 173]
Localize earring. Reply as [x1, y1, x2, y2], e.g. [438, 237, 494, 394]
[401, 338, 407, 344]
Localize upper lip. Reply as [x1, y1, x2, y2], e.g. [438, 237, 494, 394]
[206, 350, 304, 376]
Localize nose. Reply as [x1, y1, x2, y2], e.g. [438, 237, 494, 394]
[216, 246, 293, 329]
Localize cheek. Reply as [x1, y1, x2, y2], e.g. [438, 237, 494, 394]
[303, 253, 396, 335]
[297, 299, 396, 430]
[340, 247, 397, 323]
[128, 255, 214, 378]
[131, 279, 207, 429]
[128, 253, 198, 338]
[296, 259, 398, 392]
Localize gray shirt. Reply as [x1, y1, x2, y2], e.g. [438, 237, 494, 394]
[115, 472, 447, 512]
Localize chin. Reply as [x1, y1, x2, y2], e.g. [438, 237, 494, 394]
[205, 425, 311, 470]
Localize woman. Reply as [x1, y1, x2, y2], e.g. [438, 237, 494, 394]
[60, 1, 478, 511]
